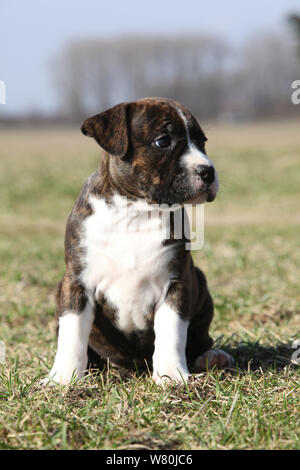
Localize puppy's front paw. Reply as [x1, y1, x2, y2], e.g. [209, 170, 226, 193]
[40, 373, 70, 387]
[40, 368, 83, 386]
[152, 366, 190, 385]
[194, 349, 234, 371]
[40, 376, 58, 387]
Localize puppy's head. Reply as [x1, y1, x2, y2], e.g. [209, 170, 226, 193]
[81, 97, 218, 205]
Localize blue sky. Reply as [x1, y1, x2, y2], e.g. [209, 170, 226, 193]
[1, 0, 300, 114]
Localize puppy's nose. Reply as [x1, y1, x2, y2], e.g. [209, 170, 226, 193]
[196, 165, 215, 185]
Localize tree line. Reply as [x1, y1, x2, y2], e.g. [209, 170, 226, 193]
[52, 22, 300, 121]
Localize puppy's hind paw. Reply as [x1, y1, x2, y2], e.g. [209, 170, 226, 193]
[194, 349, 234, 371]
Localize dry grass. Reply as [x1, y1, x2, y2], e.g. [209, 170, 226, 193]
[0, 120, 299, 450]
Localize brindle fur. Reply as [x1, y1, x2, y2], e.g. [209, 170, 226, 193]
[55, 97, 214, 373]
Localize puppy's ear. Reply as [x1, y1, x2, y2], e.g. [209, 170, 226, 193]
[81, 102, 130, 158]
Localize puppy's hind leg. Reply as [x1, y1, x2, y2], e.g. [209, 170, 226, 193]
[186, 270, 234, 373]
[42, 274, 94, 386]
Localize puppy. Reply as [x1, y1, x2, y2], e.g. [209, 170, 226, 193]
[44, 97, 233, 385]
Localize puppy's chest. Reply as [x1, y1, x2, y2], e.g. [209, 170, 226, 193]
[80, 195, 174, 333]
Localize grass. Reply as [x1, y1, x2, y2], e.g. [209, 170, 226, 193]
[0, 120, 299, 450]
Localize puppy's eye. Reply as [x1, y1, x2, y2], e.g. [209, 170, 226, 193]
[154, 136, 171, 148]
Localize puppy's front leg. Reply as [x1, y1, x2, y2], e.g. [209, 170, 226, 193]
[152, 302, 189, 384]
[43, 304, 94, 385]
[45, 305, 94, 385]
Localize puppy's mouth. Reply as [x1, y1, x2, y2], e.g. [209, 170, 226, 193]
[174, 176, 217, 204]
[181, 186, 216, 204]
[148, 177, 218, 206]
[169, 167, 218, 206]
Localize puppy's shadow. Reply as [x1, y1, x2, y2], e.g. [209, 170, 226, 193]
[217, 336, 298, 372]
[87, 338, 298, 383]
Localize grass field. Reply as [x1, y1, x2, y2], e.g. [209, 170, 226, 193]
[0, 120, 299, 450]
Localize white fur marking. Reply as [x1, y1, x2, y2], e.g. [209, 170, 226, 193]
[43, 304, 94, 385]
[81, 195, 175, 334]
[180, 145, 219, 199]
[176, 107, 192, 146]
[175, 106, 219, 199]
[152, 303, 189, 384]
[181, 144, 212, 168]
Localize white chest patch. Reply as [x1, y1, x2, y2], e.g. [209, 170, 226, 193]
[80, 194, 175, 333]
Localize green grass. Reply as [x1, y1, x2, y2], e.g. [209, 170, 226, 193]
[0, 122, 299, 450]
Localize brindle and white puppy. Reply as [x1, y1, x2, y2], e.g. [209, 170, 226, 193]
[43, 97, 234, 385]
